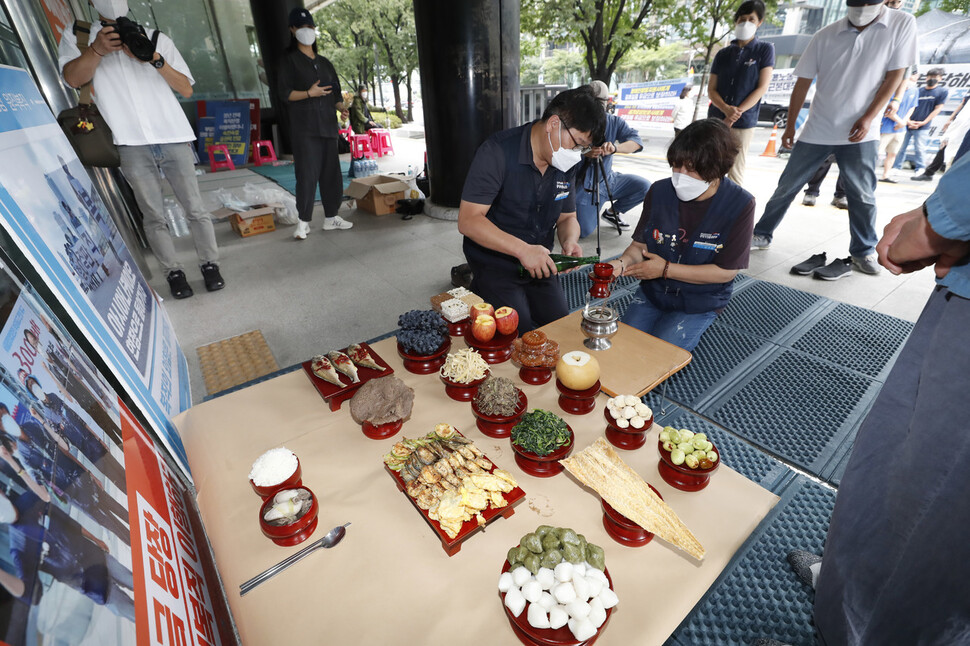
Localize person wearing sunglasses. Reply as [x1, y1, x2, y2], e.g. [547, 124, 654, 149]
[458, 86, 606, 334]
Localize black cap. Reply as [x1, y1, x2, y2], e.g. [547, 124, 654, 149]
[845, 0, 883, 6]
[288, 7, 315, 28]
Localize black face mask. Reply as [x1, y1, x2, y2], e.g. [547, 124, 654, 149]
[926, 79, 939, 88]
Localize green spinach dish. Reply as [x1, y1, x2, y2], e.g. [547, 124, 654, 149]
[511, 409, 571, 456]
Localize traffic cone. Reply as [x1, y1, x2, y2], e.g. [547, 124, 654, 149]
[761, 125, 778, 158]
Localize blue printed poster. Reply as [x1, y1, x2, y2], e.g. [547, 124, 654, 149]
[0, 65, 191, 476]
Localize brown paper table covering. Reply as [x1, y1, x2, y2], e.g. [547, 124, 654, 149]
[175, 336, 778, 646]
[538, 310, 693, 398]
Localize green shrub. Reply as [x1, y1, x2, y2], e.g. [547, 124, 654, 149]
[370, 111, 403, 129]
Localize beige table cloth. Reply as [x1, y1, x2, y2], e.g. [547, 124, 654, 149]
[175, 336, 778, 645]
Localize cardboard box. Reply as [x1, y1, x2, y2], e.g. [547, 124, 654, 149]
[345, 175, 410, 215]
[213, 204, 281, 237]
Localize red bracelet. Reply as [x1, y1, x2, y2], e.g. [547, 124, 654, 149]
[662, 260, 670, 280]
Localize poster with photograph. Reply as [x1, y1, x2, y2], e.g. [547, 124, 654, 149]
[0, 65, 190, 475]
[0, 267, 234, 645]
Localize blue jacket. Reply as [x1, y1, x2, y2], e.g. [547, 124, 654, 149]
[641, 178, 752, 313]
[927, 152, 970, 298]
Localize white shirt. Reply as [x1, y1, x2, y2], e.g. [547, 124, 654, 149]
[58, 22, 196, 146]
[794, 7, 918, 145]
[672, 97, 694, 130]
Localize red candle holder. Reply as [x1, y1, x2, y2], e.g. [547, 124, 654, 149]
[556, 379, 600, 415]
[588, 264, 615, 300]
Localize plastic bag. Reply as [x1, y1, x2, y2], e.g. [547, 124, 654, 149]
[241, 182, 299, 225]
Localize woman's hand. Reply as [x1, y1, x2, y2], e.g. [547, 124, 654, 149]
[623, 253, 667, 280]
[308, 81, 332, 98]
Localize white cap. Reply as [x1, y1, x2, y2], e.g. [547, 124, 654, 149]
[589, 80, 610, 102]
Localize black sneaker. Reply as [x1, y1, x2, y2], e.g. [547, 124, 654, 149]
[166, 269, 193, 299]
[790, 252, 827, 275]
[831, 196, 849, 210]
[601, 209, 631, 230]
[200, 262, 225, 292]
[450, 263, 473, 289]
[813, 257, 852, 281]
[787, 550, 822, 589]
[911, 174, 932, 182]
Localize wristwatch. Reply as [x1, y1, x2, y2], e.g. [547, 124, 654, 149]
[152, 54, 165, 69]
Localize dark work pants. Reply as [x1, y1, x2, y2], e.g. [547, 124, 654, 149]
[814, 288, 970, 645]
[804, 154, 845, 198]
[291, 134, 343, 221]
[469, 263, 569, 335]
[923, 147, 946, 177]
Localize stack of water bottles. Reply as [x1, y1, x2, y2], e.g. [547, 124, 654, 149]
[351, 157, 379, 178]
[163, 198, 190, 237]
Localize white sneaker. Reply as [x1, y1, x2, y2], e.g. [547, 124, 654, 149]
[323, 216, 353, 230]
[293, 220, 310, 240]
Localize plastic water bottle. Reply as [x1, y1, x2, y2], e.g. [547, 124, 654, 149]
[163, 199, 190, 237]
[369, 159, 378, 176]
[407, 163, 413, 178]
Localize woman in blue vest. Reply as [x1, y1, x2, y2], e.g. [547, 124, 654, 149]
[607, 119, 756, 351]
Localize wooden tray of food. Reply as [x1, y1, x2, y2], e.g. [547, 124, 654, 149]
[384, 427, 525, 556]
[301, 342, 394, 412]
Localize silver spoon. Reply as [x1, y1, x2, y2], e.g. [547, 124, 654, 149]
[240, 522, 350, 595]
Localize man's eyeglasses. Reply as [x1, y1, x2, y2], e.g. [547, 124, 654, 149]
[561, 121, 593, 154]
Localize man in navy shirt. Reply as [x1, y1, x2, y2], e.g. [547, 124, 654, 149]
[458, 86, 605, 333]
[892, 68, 948, 176]
[708, 0, 775, 185]
[574, 81, 650, 235]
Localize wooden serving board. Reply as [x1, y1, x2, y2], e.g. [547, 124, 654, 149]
[385, 430, 525, 556]
[301, 342, 394, 412]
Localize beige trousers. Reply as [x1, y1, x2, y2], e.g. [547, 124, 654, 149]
[728, 127, 756, 185]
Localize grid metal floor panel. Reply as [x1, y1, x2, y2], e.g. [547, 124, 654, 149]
[717, 280, 824, 340]
[662, 321, 771, 408]
[699, 350, 879, 477]
[790, 303, 912, 379]
[666, 477, 836, 646]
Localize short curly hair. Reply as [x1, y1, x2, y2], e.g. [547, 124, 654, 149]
[666, 119, 740, 182]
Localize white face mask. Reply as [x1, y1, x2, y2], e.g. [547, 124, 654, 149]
[92, 0, 129, 18]
[2, 413, 21, 439]
[361, 92, 368, 100]
[548, 121, 583, 172]
[735, 21, 758, 41]
[295, 27, 316, 46]
[671, 172, 711, 201]
[847, 4, 883, 26]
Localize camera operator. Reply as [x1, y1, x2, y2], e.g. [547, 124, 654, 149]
[58, 0, 225, 300]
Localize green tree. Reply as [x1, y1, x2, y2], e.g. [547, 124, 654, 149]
[543, 49, 587, 86]
[615, 42, 687, 83]
[917, 0, 968, 15]
[521, 0, 670, 84]
[315, 0, 375, 93]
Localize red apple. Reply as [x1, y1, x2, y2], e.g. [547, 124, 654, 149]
[472, 314, 497, 342]
[471, 302, 495, 320]
[494, 306, 519, 335]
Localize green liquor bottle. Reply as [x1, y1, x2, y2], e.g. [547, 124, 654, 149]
[519, 254, 600, 277]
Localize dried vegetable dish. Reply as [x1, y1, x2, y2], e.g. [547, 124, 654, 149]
[473, 376, 523, 417]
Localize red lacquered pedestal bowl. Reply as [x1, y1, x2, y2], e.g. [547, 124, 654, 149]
[511, 426, 573, 477]
[556, 379, 600, 415]
[465, 330, 516, 364]
[397, 337, 451, 375]
[445, 317, 469, 337]
[601, 486, 662, 547]
[500, 559, 614, 645]
[258, 486, 320, 547]
[603, 408, 653, 451]
[249, 456, 302, 499]
[440, 372, 489, 402]
[361, 419, 404, 440]
[471, 390, 527, 439]
[519, 365, 553, 385]
[657, 440, 720, 492]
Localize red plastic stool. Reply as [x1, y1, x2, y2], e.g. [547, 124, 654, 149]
[338, 127, 353, 140]
[369, 128, 394, 157]
[252, 140, 277, 166]
[207, 144, 236, 171]
[349, 134, 374, 160]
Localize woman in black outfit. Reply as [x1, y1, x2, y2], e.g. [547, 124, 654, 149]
[278, 8, 353, 240]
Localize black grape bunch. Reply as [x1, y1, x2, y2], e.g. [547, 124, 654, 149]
[396, 310, 448, 356]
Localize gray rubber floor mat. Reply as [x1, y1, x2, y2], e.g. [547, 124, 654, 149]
[717, 279, 824, 340]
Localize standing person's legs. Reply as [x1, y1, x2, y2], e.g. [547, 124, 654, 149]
[833, 173, 846, 200]
[649, 310, 718, 351]
[118, 145, 179, 272]
[291, 134, 324, 222]
[911, 128, 929, 172]
[892, 128, 916, 170]
[833, 141, 879, 260]
[918, 144, 945, 177]
[753, 142, 834, 244]
[157, 143, 219, 266]
[620, 286, 665, 334]
[727, 127, 756, 185]
[804, 154, 835, 197]
[319, 137, 343, 219]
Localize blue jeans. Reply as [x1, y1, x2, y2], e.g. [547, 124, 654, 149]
[620, 286, 718, 351]
[753, 140, 879, 258]
[576, 172, 651, 238]
[892, 128, 929, 171]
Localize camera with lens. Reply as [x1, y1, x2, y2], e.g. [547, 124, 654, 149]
[103, 16, 157, 62]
